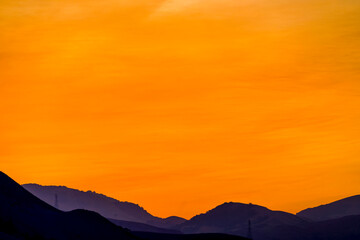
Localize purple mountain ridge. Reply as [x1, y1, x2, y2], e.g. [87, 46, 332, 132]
[297, 195, 360, 221]
[22, 183, 186, 230]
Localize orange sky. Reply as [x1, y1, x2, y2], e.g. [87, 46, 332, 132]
[1, 0, 360, 219]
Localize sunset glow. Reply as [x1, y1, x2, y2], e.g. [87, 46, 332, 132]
[1, 0, 360, 218]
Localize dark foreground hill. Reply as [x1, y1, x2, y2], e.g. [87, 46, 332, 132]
[0, 172, 136, 240]
[134, 232, 250, 240]
[297, 195, 360, 221]
[23, 183, 187, 229]
[0, 231, 22, 240]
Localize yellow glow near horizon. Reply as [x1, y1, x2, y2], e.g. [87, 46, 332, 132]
[1, 0, 360, 218]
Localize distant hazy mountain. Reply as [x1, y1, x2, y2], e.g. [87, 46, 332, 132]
[177, 202, 308, 240]
[147, 216, 187, 229]
[297, 195, 360, 221]
[0, 172, 136, 240]
[22, 183, 186, 229]
[23, 183, 157, 223]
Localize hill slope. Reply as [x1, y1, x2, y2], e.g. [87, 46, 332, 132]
[147, 216, 187, 229]
[269, 214, 360, 240]
[297, 195, 360, 221]
[0, 172, 136, 240]
[177, 202, 308, 240]
[23, 183, 186, 229]
[23, 183, 156, 223]
[176, 201, 360, 240]
[309, 215, 360, 240]
[109, 218, 181, 234]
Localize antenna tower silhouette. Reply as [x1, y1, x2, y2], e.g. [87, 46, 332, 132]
[54, 194, 59, 209]
[247, 219, 253, 239]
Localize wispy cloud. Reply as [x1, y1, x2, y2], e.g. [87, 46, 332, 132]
[150, 0, 202, 17]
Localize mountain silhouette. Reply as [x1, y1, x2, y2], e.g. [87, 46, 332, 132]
[297, 195, 360, 221]
[0, 172, 251, 240]
[22, 184, 186, 229]
[23, 184, 156, 223]
[0, 172, 136, 240]
[174, 201, 360, 240]
[176, 202, 308, 240]
[7, 174, 360, 240]
[147, 216, 187, 229]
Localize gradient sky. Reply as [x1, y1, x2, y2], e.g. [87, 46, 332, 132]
[1, 0, 360, 219]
